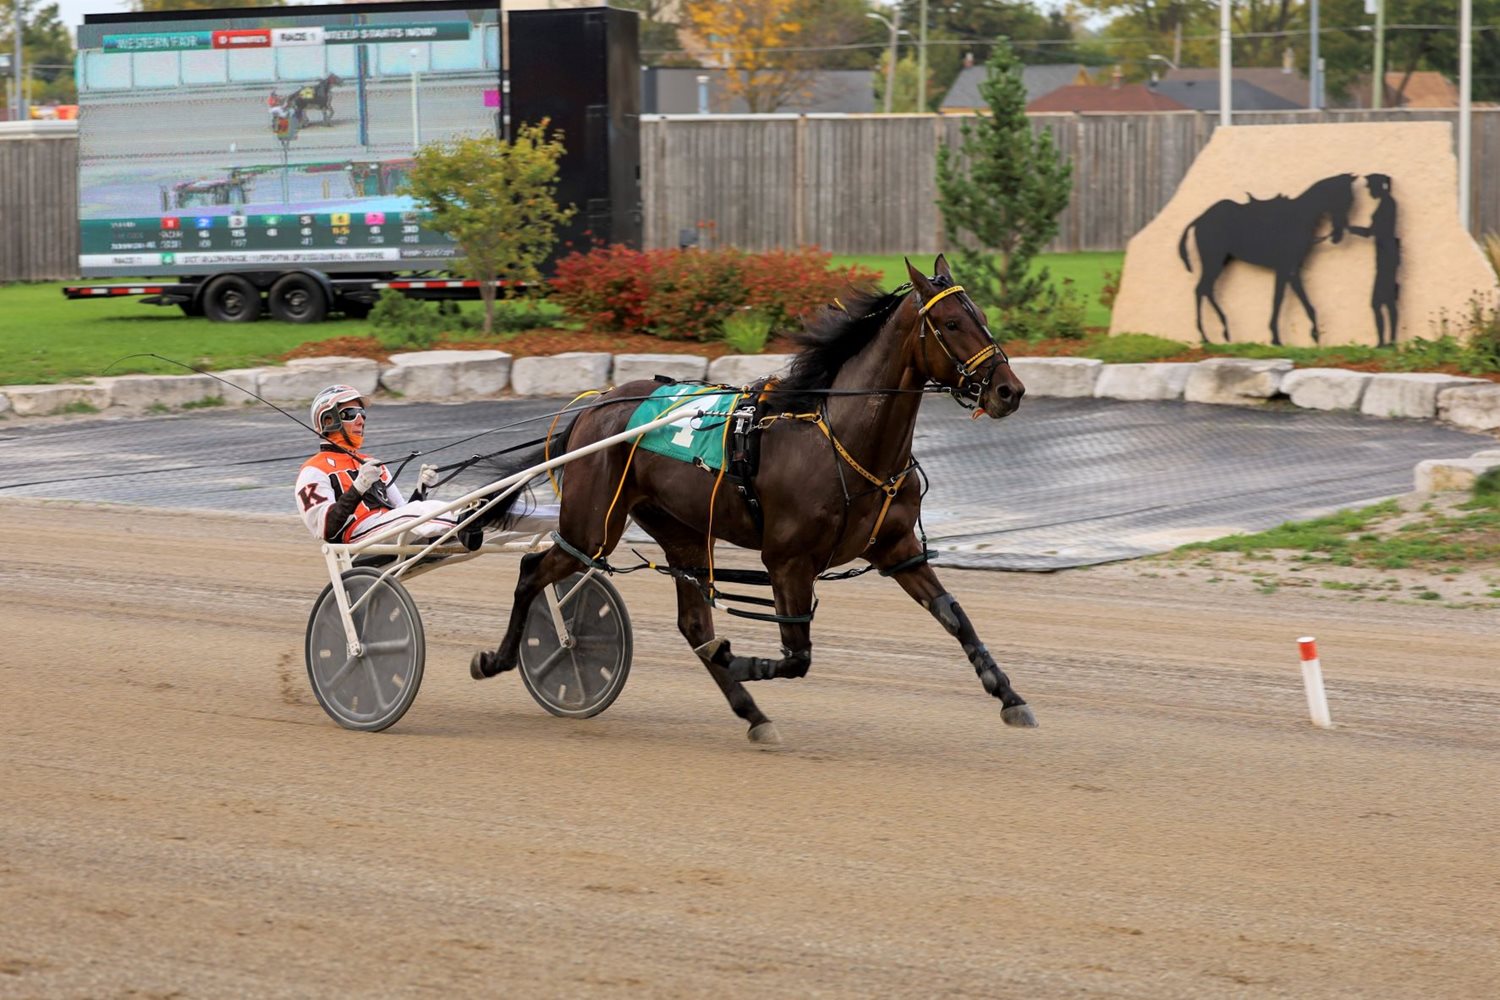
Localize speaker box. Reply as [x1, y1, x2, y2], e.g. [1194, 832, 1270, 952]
[508, 7, 642, 267]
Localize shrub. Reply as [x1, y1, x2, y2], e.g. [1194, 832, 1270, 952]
[1098, 268, 1121, 312]
[370, 289, 442, 350]
[552, 245, 881, 340]
[722, 309, 772, 354]
[490, 297, 570, 333]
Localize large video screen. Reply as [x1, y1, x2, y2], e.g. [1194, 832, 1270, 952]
[76, 1, 501, 277]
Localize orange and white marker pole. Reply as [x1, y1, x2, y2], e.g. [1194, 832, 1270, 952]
[1297, 637, 1333, 729]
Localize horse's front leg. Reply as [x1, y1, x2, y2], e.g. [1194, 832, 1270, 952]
[1288, 273, 1320, 344]
[871, 534, 1037, 728]
[696, 556, 815, 686]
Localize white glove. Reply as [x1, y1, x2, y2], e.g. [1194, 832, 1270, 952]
[353, 459, 382, 493]
[419, 464, 440, 490]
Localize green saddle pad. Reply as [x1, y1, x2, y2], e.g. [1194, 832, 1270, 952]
[625, 383, 738, 471]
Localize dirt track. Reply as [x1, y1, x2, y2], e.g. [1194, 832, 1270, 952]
[4, 499, 1498, 998]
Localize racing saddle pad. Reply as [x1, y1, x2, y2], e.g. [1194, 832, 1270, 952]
[624, 383, 739, 472]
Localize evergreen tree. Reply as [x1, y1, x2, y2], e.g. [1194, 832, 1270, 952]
[934, 39, 1075, 337]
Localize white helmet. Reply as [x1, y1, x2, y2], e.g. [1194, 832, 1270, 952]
[310, 384, 365, 437]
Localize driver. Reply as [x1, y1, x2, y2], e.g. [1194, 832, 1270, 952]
[294, 384, 461, 544]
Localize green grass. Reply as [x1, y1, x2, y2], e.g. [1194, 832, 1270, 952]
[0, 282, 367, 384]
[831, 251, 1121, 329]
[1176, 494, 1500, 571]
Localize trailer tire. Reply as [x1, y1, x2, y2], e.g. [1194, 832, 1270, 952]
[202, 275, 263, 323]
[178, 300, 204, 318]
[269, 274, 329, 324]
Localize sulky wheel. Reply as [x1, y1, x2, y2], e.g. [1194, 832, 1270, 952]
[305, 567, 425, 732]
[519, 572, 632, 719]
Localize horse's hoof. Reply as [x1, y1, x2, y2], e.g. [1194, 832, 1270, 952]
[748, 722, 782, 745]
[470, 651, 509, 680]
[1001, 704, 1038, 728]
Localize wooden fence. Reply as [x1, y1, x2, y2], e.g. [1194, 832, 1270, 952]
[0, 128, 78, 282]
[641, 108, 1500, 254]
[3, 109, 1497, 281]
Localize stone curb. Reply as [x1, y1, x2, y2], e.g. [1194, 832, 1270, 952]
[4, 352, 1499, 442]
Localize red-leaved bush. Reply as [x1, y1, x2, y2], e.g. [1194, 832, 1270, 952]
[551, 245, 883, 341]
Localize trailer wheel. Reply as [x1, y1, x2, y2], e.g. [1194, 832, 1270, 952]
[202, 275, 263, 323]
[178, 300, 204, 318]
[269, 274, 329, 324]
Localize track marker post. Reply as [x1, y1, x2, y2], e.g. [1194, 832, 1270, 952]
[1297, 636, 1333, 729]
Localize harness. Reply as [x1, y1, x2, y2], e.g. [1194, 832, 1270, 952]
[914, 283, 1009, 413]
[547, 280, 1002, 624]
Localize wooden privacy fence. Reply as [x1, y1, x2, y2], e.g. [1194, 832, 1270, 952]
[641, 108, 1500, 255]
[3, 109, 1498, 281]
[0, 128, 78, 282]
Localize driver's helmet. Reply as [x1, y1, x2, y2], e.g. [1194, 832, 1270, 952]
[310, 384, 365, 439]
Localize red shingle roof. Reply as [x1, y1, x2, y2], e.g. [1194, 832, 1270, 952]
[1026, 84, 1189, 113]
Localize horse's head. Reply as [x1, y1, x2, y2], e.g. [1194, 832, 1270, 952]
[904, 255, 1024, 420]
[326, 74, 344, 86]
[1304, 173, 1357, 244]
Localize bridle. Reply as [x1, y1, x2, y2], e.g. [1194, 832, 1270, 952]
[913, 283, 1009, 410]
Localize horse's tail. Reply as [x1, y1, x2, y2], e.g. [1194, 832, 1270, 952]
[1178, 219, 1197, 272]
[469, 419, 578, 531]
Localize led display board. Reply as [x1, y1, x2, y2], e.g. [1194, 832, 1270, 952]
[76, 2, 501, 277]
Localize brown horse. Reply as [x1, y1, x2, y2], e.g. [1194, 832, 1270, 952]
[474, 256, 1035, 741]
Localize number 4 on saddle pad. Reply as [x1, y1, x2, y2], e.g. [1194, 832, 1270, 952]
[625, 383, 741, 471]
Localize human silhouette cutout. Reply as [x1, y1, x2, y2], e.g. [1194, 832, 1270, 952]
[1348, 173, 1400, 346]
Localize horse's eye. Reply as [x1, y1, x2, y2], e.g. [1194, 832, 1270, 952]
[945, 320, 959, 332]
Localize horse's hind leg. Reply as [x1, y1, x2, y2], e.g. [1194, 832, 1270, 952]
[1197, 274, 1230, 343]
[632, 506, 777, 743]
[474, 462, 637, 679]
[871, 532, 1036, 728]
[471, 546, 578, 679]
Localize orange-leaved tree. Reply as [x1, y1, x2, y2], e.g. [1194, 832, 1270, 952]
[683, 0, 808, 113]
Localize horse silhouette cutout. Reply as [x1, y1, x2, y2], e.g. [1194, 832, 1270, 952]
[1178, 173, 1356, 345]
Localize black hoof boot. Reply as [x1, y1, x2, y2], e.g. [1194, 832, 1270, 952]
[470, 650, 513, 680]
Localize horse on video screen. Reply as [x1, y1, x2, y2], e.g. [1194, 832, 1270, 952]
[274, 74, 342, 128]
[472, 255, 1039, 742]
[1178, 173, 1356, 346]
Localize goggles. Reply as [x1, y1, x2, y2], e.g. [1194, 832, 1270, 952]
[338, 406, 365, 421]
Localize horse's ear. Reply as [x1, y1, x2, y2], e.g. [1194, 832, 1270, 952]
[904, 257, 932, 296]
[933, 254, 952, 282]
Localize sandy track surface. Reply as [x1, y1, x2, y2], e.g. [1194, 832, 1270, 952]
[4, 500, 1498, 998]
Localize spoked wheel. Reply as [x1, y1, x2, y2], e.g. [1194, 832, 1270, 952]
[305, 568, 425, 732]
[519, 572, 632, 718]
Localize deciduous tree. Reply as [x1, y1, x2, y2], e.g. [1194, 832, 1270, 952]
[401, 123, 575, 334]
[683, 0, 810, 112]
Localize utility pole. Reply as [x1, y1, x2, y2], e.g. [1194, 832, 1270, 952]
[865, 8, 902, 114]
[917, 0, 927, 112]
[12, 1, 24, 122]
[1372, 0, 1385, 109]
[1309, 0, 1321, 109]
[1459, 0, 1472, 230]
[1218, 0, 1231, 127]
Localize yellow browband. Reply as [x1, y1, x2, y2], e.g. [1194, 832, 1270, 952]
[916, 283, 966, 316]
[917, 283, 1000, 373]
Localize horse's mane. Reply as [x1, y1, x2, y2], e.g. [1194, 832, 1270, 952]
[768, 285, 909, 412]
